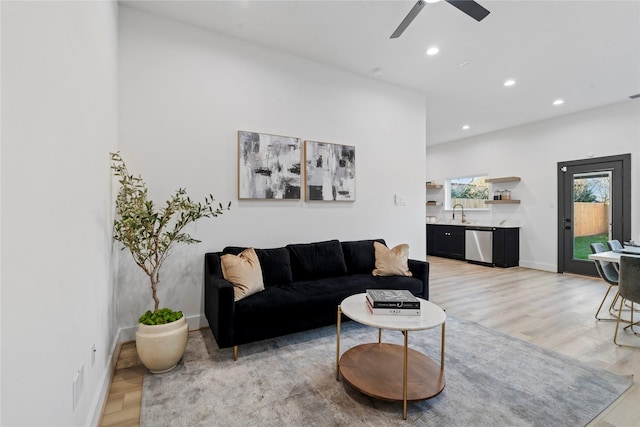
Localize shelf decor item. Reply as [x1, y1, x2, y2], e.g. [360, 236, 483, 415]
[305, 140, 356, 201]
[111, 152, 230, 373]
[238, 131, 302, 200]
[485, 176, 522, 205]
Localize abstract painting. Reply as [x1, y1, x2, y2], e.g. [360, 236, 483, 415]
[238, 131, 302, 200]
[305, 141, 356, 201]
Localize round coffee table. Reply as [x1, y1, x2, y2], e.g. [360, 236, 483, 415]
[336, 293, 446, 420]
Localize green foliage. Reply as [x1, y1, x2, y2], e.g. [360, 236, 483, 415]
[111, 152, 231, 312]
[139, 308, 184, 325]
[573, 178, 608, 203]
[450, 177, 488, 200]
[574, 233, 609, 260]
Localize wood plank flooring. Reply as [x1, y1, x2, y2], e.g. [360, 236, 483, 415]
[428, 256, 640, 427]
[99, 257, 640, 426]
[99, 342, 144, 427]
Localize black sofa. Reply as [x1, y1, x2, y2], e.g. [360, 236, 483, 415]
[204, 238, 429, 359]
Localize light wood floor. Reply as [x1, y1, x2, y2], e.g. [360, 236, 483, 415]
[99, 257, 640, 426]
[428, 257, 640, 427]
[99, 342, 144, 427]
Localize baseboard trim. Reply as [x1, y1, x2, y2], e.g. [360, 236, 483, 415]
[119, 325, 137, 343]
[519, 260, 556, 272]
[89, 332, 122, 427]
[187, 313, 210, 331]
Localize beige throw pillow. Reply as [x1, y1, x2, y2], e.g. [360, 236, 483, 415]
[372, 242, 413, 277]
[220, 247, 265, 301]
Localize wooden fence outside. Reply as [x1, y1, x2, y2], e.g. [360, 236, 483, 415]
[451, 198, 487, 209]
[574, 202, 609, 237]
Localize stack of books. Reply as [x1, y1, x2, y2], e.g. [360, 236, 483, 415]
[365, 289, 421, 316]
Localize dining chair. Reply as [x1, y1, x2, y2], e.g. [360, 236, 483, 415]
[590, 243, 620, 320]
[607, 239, 624, 252]
[607, 240, 623, 272]
[613, 256, 640, 348]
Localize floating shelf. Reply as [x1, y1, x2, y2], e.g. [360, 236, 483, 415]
[426, 202, 443, 206]
[485, 200, 521, 204]
[485, 176, 521, 184]
[426, 184, 443, 189]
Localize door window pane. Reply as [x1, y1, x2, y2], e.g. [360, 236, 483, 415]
[572, 171, 611, 260]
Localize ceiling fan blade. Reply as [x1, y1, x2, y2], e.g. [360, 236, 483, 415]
[390, 0, 427, 39]
[446, 0, 490, 21]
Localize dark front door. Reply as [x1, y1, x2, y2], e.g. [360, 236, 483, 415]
[558, 154, 631, 276]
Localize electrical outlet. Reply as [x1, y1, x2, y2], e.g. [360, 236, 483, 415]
[72, 365, 85, 411]
[394, 194, 407, 206]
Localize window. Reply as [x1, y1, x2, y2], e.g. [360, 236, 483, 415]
[446, 175, 489, 210]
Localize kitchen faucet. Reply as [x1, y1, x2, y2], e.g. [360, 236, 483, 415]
[452, 203, 466, 223]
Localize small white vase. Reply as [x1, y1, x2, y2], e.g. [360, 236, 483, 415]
[135, 316, 188, 374]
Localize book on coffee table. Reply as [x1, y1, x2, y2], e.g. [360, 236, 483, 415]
[365, 289, 421, 309]
[365, 298, 421, 316]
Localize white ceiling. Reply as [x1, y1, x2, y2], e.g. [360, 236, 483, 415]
[121, 0, 640, 145]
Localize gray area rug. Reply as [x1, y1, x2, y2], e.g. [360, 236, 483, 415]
[140, 316, 632, 426]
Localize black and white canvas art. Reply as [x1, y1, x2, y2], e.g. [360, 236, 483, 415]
[305, 141, 356, 201]
[238, 131, 302, 200]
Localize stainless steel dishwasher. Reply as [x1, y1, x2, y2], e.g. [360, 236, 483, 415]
[465, 227, 493, 265]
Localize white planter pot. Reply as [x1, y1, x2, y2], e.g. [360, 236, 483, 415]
[135, 316, 189, 374]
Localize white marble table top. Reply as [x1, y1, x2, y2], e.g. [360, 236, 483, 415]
[589, 247, 640, 263]
[340, 293, 445, 331]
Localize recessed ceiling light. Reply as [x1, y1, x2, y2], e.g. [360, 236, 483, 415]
[425, 0, 441, 3]
[504, 79, 516, 87]
[426, 46, 440, 56]
[553, 99, 564, 106]
[462, 125, 470, 130]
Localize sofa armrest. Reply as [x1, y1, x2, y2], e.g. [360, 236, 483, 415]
[408, 258, 429, 300]
[204, 253, 235, 348]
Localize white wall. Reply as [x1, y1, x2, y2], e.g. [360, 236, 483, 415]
[117, 6, 427, 335]
[426, 101, 640, 271]
[1, 1, 119, 426]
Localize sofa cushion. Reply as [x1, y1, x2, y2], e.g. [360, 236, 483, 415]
[372, 242, 412, 277]
[223, 246, 292, 287]
[287, 239, 347, 281]
[232, 274, 424, 345]
[220, 248, 265, 301]
[341, 239, 386, 274]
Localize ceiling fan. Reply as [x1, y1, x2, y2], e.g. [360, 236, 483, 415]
[390, 0, 490, 39]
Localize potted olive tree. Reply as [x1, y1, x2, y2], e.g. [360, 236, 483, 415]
[111, 152, 229, 373]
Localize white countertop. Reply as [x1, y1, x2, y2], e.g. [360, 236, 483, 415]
[426, 221, 520, 228]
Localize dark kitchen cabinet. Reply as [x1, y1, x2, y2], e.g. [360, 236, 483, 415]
[427, 224, 519, 267]
[493, 227, 520, 267]
[426, 224, 435, 255]
[427, 224, 465, 260]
